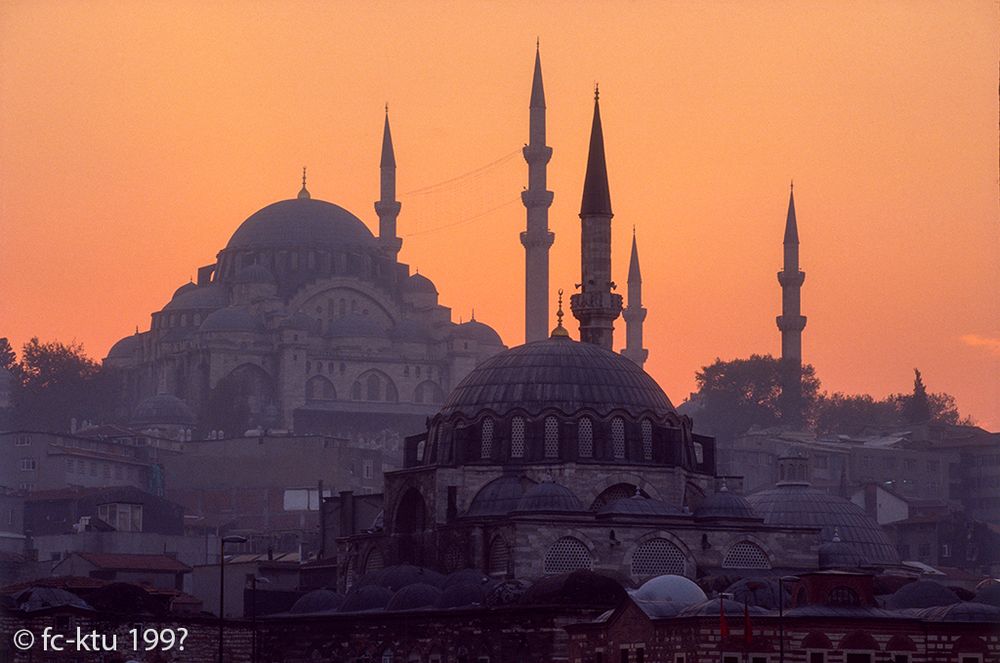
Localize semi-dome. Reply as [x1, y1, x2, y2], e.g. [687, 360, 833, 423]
[172, 282, 198, 299]
[131, 394, 195, 426]
[326, 314, 388, 339]
[514, 478, 584, 514]
[452, 320, 503, 346]
[466, 475, 535, 518]
[232, 264, 276, 284]
[632, 574, 706, 605]
[694, 484, 758, 521]
[404, 272, 438, 294]
[226, 198, 376, 252]
[747, 483, 899, 566]
[106, 334, 141, 360]
[386, 583, 442, 611]
[440, 337, 674, 419]
[199, 307, 265, 334]
[163, 284, 228, 311]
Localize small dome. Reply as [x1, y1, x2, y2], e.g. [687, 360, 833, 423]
[289, 589, 344, 614]
[436, 582, 487, 609]
[819, 530, 864, 569]
[326, 315, 388, 339]
[452, 320, 504, 346]
[597, 494, 682, 518]
[199, 307, 265, 334]
[172, 282, 198, 299]
[919, 601, 1000, 622]
[339, 585, 392, 612]
[163, 284, 228, 311]
[694, 484, 758, 520]
[466, 475, 535, 518]
[632, 575, 707, 605]
[724, 577, 791, 610]
[443, 568, 491, 590]
[386, 583, 442, 611]
[362, 565, 445, 592]
[232, 264, 276, 285]
[747, 483, 899, 566]
[226, 198, 376, 252]
[391, 318, 435, 342]
[519, 570, 626, 607]
[679, 598, 767, 617]
[974, 583, 1000, 608]
[131, 394, 195, 426]
[106, 334, 141, 360]
[887, 580, 960, 610]
[15, 587, 92, 614]
[404, 272, 438, 295]
[514, 478, 584, 514]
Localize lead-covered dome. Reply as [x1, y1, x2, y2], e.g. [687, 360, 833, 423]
[747, 483, 899, 566]
[440, 337, 674, 418]
[226, 199, 376, 252]
[131, 394, 195, 426]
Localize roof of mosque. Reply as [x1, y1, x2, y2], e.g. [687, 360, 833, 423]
[226, 198, 376, 253]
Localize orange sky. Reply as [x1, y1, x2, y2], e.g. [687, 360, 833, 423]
[1, 1, 997, 429]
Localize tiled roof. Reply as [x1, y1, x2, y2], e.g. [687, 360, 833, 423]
[74, 552, 191, 572]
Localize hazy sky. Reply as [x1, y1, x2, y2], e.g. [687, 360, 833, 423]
[1, 1, 997, 428]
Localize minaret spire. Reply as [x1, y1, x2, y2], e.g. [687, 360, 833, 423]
[298, 166, 310, 199]
[570, 88, 622, 350]
[520, 44, 555, 343]
[621, 228, 648, 367]
[375, 109, 402, 260]
[777, 182, 807, 426]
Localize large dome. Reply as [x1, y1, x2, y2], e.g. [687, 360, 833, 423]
[747, 483, 899, 566]
[226, 198, 376, 252]
[439, 337, 674, 418]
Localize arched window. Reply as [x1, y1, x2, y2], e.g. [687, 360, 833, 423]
[589, 483, 644, 511]
[544, 537, 592, 574]
[367, 373, 381, 400]
[544, 416, 559, 458]
[306, 376, 336, 401]
[722, 541, 772, 569]
[578, 418, 593, 458]
[611, 417, 626, 459]
[511, 416, 525, 458]
[641, 419, 653, 460]
[351, 381, 362, 400]
[480, 418, 494, 460]
[828, 586, 860, 606]
[488, 536, 510, 576]
[631, 538, 687, 578]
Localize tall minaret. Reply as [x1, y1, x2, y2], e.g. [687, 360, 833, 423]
[520, 43, 555, 343]
[570, 86, 623, 350]
[375, 108, 402, 260]
[620, 228, 648, 368]
[776, 182, 807, 424]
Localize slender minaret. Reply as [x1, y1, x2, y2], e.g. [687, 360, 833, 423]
[375, 107, 402, 260]
[776, 182, 807, 425]
[620, 228, 648, 368]
[520, 43, 555, 343]
[570, 85, 623, 350]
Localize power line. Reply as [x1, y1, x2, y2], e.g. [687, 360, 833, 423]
[402, 149, 521, 196]
[402, 196, 521, 238]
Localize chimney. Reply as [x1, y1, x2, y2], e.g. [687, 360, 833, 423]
[339, 490, 355, 537]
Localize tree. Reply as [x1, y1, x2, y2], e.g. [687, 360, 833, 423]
[900, 368, 931, 424]
[693, 354, 820, 441]
[13, 337, 117, 432]
[813, 393, 900, 435]
[0, 337, 16, 373]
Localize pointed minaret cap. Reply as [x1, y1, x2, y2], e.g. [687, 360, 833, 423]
[783, 180, 798, 244]
[297, 167, 311, 199]
[530, 40, 545, 109]
[580, 85, 612, 216]
[628, 227, 641, 283]
[380, 108, 396, 168]
[550, 288, 570, 338]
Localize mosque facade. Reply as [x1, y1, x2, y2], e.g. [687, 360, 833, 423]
[103, 115, 506, 440]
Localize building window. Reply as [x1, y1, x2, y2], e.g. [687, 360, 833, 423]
[487, 536, 510, 576]
[363, 459, 374, 479]
[511, 417, 525, 458]
[722, 541, 771, 569]
[19, 458, 36, 471]
[480, 418, 494, 460]
[578, 418, 593, 458]
[15, 435, 31, 446]
[611, 417, 625, 459]
[544, 416, 559, 458]
[631, 538, 686, 578]
[543, 536, 592, 574]
[828, 586, 860, 606]
[97, 503, 143, 532]
[641, 419, 653, 460]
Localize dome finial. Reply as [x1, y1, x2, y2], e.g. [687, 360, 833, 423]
[550, 288, 570, 338]
[471, 308, 476, 322]
[298, 166, 311, 199]
[832, 527, 841, 543]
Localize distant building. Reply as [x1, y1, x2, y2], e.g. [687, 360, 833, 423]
[51, 551, 191, 591]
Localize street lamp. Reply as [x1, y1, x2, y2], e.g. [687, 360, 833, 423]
[249, 575, 270, 663]
[218, 535, 248, 663]
[777, 575, 800, 663]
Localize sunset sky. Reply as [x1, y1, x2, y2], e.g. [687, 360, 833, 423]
[1, 2, 997, 428]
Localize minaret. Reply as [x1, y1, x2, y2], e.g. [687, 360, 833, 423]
[620, 228, 648, 368]
[570, 86, 623, 350]
[375, 107, 402, 260]
[776, 182, 807, 424]
[520, 43, 555, 343]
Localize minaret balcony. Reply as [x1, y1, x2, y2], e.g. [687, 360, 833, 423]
[775, 314, 807, 332]
[777, 270, 805, 287]
[375, 200, 402, 216]
[519, 229, 555, 249]
[520, 189, 554, 208]
[522, 144, 553, 164]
